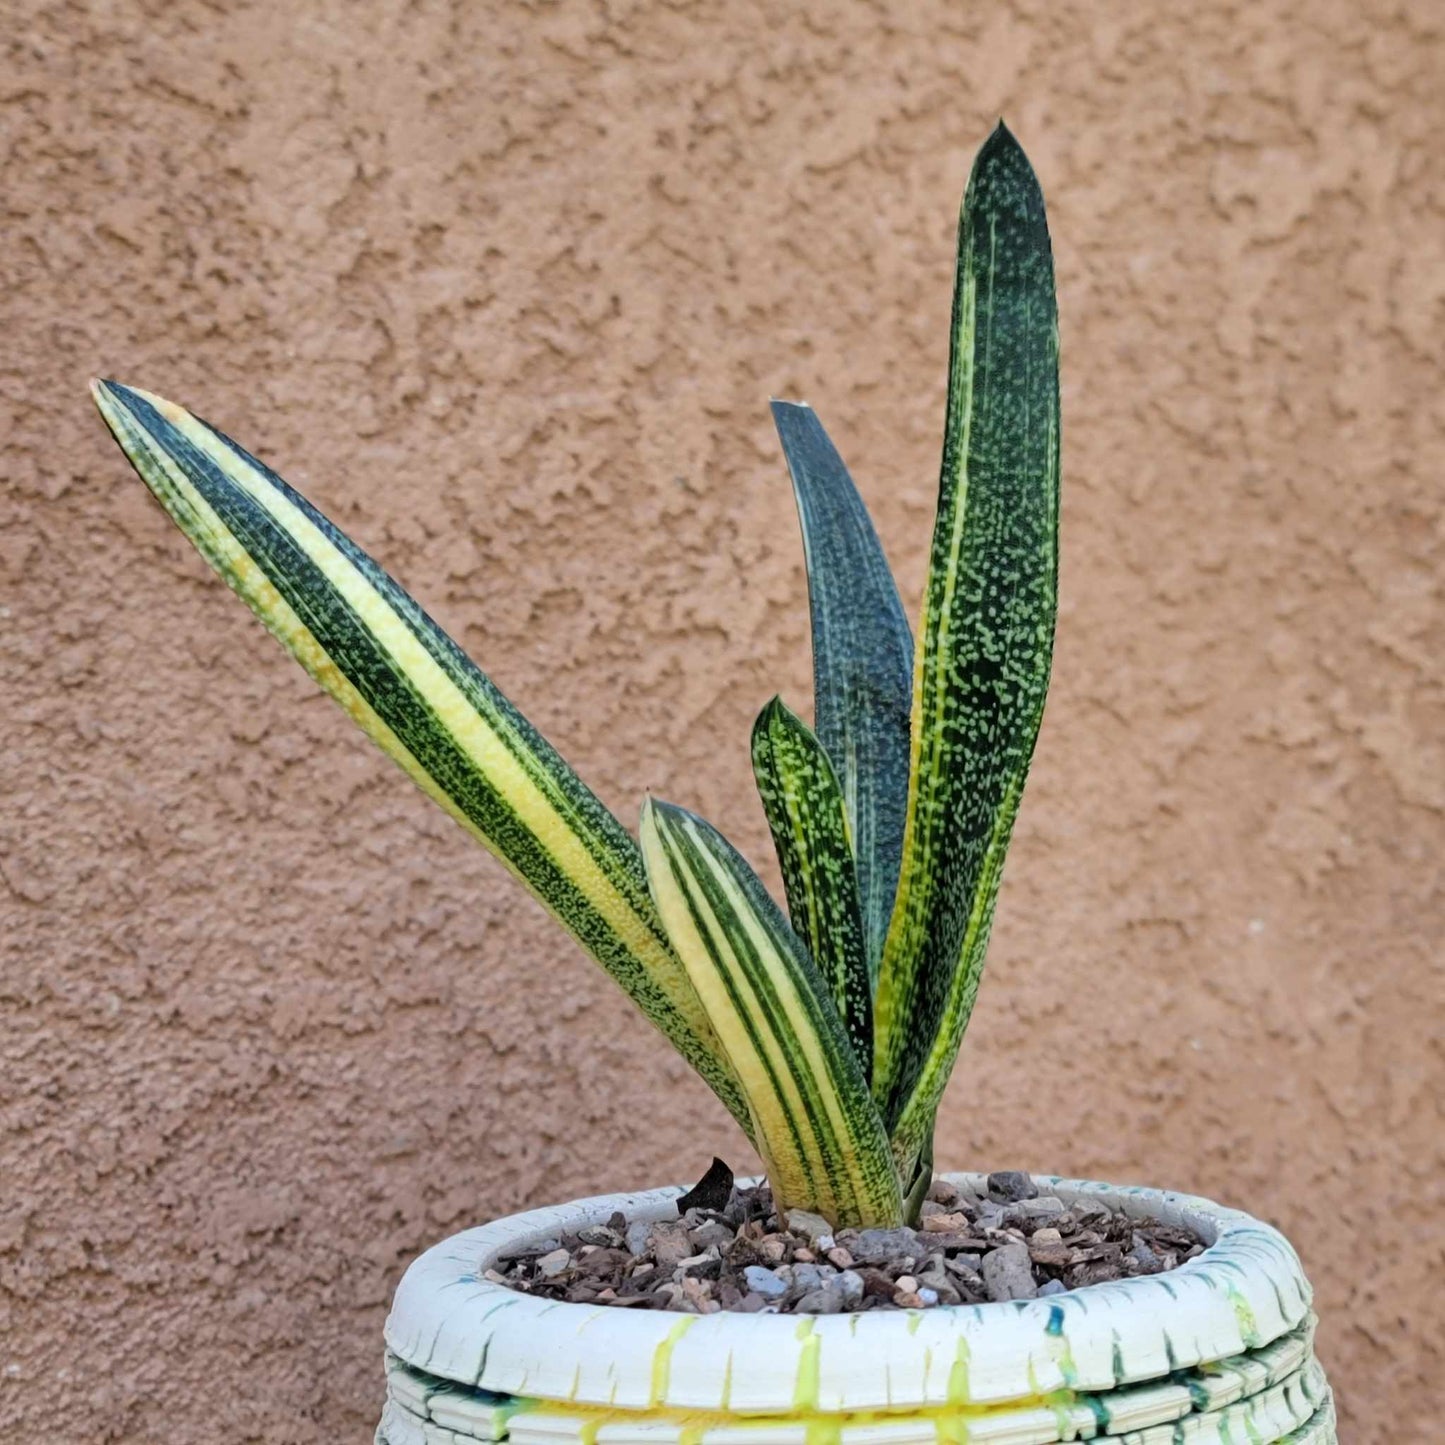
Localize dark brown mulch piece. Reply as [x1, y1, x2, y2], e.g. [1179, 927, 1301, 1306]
[491, 1175, 1209, 1315]
[676, 1157, 735, 1215]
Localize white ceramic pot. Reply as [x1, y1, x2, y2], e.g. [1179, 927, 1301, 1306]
[380, 1174, 1335, 1445]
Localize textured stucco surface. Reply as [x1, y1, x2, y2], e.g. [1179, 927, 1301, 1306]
[1, 1, 1441, 1440]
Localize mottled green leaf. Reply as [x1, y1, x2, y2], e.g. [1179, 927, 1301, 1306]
[751, 696, 872, 1074]
[872, 124, 1060, 1166]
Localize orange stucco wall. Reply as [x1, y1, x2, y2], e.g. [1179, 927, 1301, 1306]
[2, 1, 1441, 1439]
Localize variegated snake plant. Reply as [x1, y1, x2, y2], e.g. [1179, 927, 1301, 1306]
[93, 123, 1059, 1228]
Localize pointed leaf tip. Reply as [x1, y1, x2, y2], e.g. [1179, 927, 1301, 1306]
[976, 118, 1033, 170]
[89, 377, 121, 414]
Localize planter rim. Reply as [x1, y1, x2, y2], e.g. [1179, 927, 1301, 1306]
[385, 1171, 1313, 1415]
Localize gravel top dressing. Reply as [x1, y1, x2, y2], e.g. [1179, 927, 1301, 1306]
[489, 1167, 1209, 1315]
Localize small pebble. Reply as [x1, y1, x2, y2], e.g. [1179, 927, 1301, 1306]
[826, 1246, 854, 1270]
[577, 1225, 623, 1249]
[688, 1220, 734, 1251]
[986, 1170, 1038, 1204]
[927, 1179, 961, 1207]
[1130, 1239, 1161, 1273]
[917, 1287, 939, 1306]
[851, 1228, 923, 1266]
[787, 1208, 833, 1242]
[974, 1199, 1006, 1228]
[1039, 1279, 1067, 1297]
[789, 1263, 830, 1297]
[1011, 1197, 1067, 1220]
[755, 1235, 787, 1265]
[981, 1242, 1037, 1301]
[648, 1222, 695, 1270]
[742, 1265, 788, 1299]
[795, 1288, 842, 1314]
[536, 1248, 571, 1279]
[916, 1267, 961, 1306]
[922, 1211, 969, 1233]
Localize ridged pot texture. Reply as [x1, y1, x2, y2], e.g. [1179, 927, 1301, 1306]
[380, 1174, 1336, 1445]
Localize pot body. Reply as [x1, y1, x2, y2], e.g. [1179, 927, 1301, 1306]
[380, 1174, 1335, 1445]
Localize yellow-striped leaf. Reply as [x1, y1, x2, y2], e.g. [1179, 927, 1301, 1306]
[750, 697, 872, 1077]
[640, 799, 902, 1227]
[872, 124, 1061, 1169]
[91, 380, 748, 1131]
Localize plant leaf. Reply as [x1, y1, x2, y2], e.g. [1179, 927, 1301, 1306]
[640, 799, 903, 1227]
[91, 380, 749, 1132]
[750, 696, 872, 1076]
[770, 401, 913, 976]
[872, 123, 1061, 1165]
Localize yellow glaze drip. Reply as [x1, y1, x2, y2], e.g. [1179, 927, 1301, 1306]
[793, 1319, 821, 1412]
[650, 1316, 697, 1407]
[947, 1336, 973, 1406]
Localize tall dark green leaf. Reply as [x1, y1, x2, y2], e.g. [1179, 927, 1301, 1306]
[770, 402, 913, 977]
[872, 124, 1060, 1167]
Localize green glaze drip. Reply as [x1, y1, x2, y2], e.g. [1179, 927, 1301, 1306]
[907, 1312, 923, 1336]
[1227, 1285, 1264, 1348]
[1051, 1401, 1078, 1440]
[1046, 1316, 1079, 1389]
[650, 1316, 697, 1407]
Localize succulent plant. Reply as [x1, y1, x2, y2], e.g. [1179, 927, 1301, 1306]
[92, 123, 1058, 1228]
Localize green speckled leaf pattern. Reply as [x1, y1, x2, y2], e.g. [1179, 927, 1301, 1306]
[770, 401, 914, 977]
[750, 696, 873, 1075]
[872, 124, 1061, 1161]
